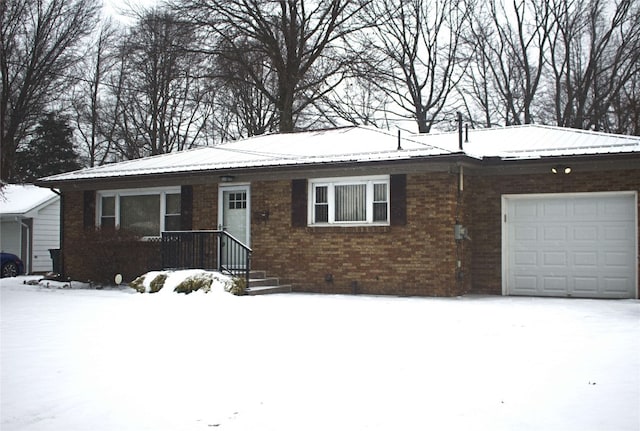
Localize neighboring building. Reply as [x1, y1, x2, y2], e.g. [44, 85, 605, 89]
[36, 125, 640, 298]
[0, 184, 60, 274]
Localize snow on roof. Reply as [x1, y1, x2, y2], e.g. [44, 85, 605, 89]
[410, 124, 640, 159]
[39, 126, 451, 182]
[0, 184, 59, 215]
[37, 125, 640, 184]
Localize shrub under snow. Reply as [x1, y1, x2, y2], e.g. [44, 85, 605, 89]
[129, 270, 235, 294]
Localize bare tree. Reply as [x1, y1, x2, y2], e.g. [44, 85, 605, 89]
[214, 37, 279, 137]
[315, 75, 390, 128]
[467, 0, 551, 126]
[609, 72, 640, 135]
[71, 18, 120, 167]
[178, 0, 368, 133]
[547, 0, 640, 131]
[360, 0, 472, 133]
[0, 0, 100, 181]
[110, 8, 210, 158]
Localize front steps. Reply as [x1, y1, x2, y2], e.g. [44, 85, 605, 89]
[244, 270, 292, 296]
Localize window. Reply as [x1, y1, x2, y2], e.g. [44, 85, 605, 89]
[309, 176, 390, 225]
[101, 196, 116, 228]
[97, 188, 181, 237]
[164, 193, 181, 231]
[228, 192, 247, 209]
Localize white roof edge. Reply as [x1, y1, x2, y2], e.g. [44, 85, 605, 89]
[36, 125, 640, 184]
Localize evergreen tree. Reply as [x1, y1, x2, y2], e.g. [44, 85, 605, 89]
[12, 113, 83, 183]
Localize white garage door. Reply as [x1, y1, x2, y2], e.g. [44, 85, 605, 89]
[503, 192, 637, 299]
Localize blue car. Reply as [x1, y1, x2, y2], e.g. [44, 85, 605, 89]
[1, 252, 25, 278]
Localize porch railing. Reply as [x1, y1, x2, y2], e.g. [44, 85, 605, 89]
[161, 230, 252, 283]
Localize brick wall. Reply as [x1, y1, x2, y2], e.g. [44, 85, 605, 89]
[62, 191, 161, 283]
[60, 166, 638, 295]
[192, 184, 218, 230]
[466, 168, 640, 295]
[250, 173, 463, 296]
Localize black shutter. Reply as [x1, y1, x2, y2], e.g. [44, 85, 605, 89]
[390, 174, 407, 226]
[291, 179, 307, 227]
[83, 190, 95, 229]
[180, 185, 193, 230]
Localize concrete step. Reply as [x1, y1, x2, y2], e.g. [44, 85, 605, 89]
[248, 277, 280, 288]
[249, 270, 267, 279]
[245, 284, 292, 296]
[245, 270, 291, 295]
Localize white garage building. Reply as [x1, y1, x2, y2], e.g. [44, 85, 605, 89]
[1, 184, 60, 274]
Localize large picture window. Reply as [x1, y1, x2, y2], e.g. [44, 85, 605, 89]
[97, 188, 181, 237]
[309, 176, 390, 225]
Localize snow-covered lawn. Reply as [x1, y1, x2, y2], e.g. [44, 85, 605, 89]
[1, 275, 639, 431]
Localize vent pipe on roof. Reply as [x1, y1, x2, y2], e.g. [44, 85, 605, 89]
[457, 112, 463, 151]
[397, 129, 402, 150]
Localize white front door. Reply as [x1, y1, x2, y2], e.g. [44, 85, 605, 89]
[218, 185, 251, 266]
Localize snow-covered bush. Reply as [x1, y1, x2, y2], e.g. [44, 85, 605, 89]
[174, 273, 215, 294]
[129, 270, 235, 295]
[149, 273, 167, 293]
[129, 272, 169, 293]
[226, 277, 246, 296]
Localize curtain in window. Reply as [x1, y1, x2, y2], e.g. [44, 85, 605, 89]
[373, 183, 388, 222]
[335, 184, 366, 221]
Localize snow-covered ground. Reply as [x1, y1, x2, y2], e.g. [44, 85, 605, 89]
[2, 274, 639, 431]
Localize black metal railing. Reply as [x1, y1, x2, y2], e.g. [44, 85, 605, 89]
[161, 230, 252, 283]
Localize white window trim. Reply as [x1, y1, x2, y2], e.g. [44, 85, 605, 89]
[96, 187, 181, 238]
[308, 175, 390, 226]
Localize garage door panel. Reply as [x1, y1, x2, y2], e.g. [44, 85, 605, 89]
[514, 225, 538, 241]
[574, 252, 598, 267]
[603, 200, 635, 220]
[603, 277, 633, 295]
[573, 277, 598, 294]
[603, 225, 634, 241]
[543, 251, 567, 266]
[544, 226, 567, 241]
[573, 200, 598, 218]
[604, 251, 633, 268]
[542, 201, 568, 218]
[573, 226, 598, 241]
[514, 275, 538, 292]
[514, 250, 537, 265]
[514, 201, 538, 219]
[543, 276, 568, 292]
[505, 193, 637, 299]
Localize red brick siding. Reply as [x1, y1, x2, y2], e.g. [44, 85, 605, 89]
[62, 191, 161, 283]
[467, 169, 640, 295]
[192, 184, 218, 230]
[60, 167, 638, 295]
[250, 173, 463, 296]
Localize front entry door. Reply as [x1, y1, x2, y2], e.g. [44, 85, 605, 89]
[219, 185, 250, 266]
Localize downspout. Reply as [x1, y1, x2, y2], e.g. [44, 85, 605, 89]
[49, 188, 64, 278]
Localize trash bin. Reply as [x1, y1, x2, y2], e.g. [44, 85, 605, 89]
[49, 249, 61, 275]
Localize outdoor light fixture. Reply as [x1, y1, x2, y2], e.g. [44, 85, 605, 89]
[551, 166, 572, 175]
[219, 175, 235, 183]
